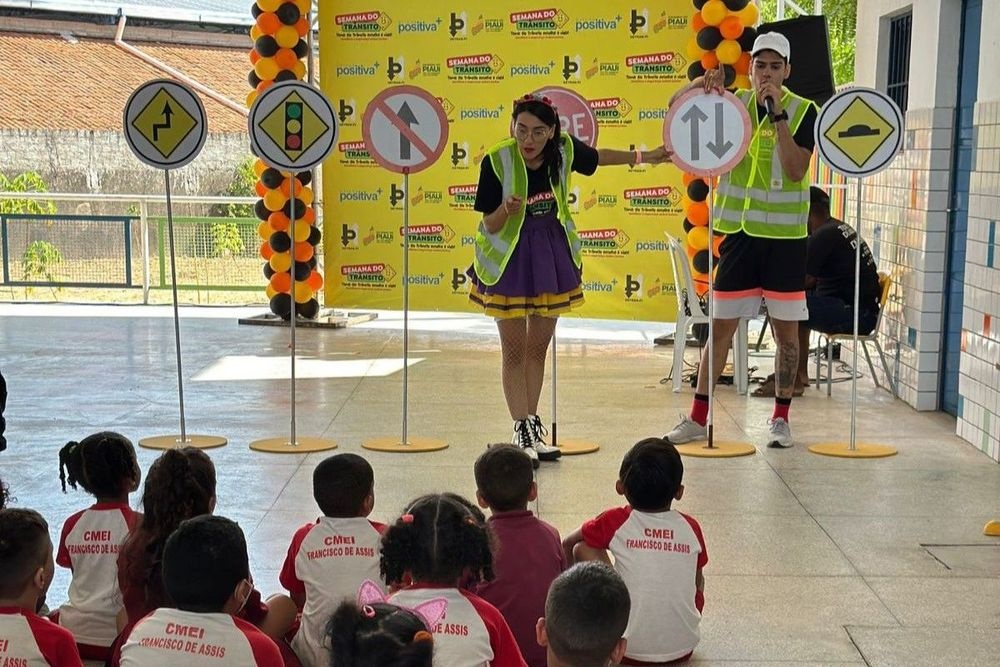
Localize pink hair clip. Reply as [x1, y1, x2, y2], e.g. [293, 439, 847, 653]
[362, 604, 376, 618]
[401, 513, 414, 524]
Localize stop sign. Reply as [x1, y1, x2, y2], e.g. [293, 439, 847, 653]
[509, 86, 598, 147]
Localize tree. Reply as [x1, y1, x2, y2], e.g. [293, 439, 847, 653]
[759, 0, 856, 86]
[0, 172, 57, 215]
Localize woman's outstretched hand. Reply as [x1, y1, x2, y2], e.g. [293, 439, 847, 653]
[642, 146, 673, 165]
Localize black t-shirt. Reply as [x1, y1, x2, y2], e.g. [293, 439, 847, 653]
[754, 103, 817, 152]
[806, 219, 880, 311]
[473, 135, 600, 218]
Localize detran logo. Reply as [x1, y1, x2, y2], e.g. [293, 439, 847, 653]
[624, 52, 686, 82]
[334, 11, 394, 40]
[578, 228, 631, 257]
[590, 97, 634, 127]
[337, 141, 376, 167]
[450, 267, 469, 293]
[623, 186, 682, 215]
[450, 142, 470, 168]
[400, 224, 457, 251]
[447, 53, 505, 82]
[628, 8, 648, 36]
[624, 273, 643, 301]
[448, 184, 478, 210]
[337, 98, 357, 125]
[509, 8, 570, 37]
[450, 11, 503, 39]
[341, 263, 397, 290]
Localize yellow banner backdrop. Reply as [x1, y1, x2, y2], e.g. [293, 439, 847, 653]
[319, 0, 694, 321]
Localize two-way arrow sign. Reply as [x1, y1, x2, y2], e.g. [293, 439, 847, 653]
[664, 90, 751, 178]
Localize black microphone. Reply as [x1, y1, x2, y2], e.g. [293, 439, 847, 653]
[764, 96, 775, 117]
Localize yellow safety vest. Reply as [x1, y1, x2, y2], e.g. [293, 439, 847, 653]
[473, 136, 582, 286]
[714, 87, 816, 239]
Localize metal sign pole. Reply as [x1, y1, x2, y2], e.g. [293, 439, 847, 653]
[402, 169, 410, 447]
[550, 332, 557, 446]
[850, 177, 862, 451]
[289, 175, 298, 447]
[163, 169, 187, 444]
[706, 175, 715, 449]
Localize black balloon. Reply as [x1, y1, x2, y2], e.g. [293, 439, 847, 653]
[693, 0, 708, 9]
[293, 39, 309, 59]
[269, 232, 292, 253]
[298, 298, 320, 319]
[270, 293, 292, 319]
[296, 170, 312, 186]
[687, 179, 709, 202]
[263, 264, 275, 279]
[275, 70, 297, 82]
[693, 249, 711, 275]
[683, 218, 694, 233]
[293, 261, 311, 281]
[248, 71, 261, 88]
[276, 2, 301, 25]
[306, 256, 317, 270]
[738, 26, 758, 52]
[696, 26, 723, 51]
[251, 3, 262, 19]
[687, 61, 706, 82]
[307, 225, 321, 246]
[723, 0, 749, 10]
[723, 64, 736, 87]
[283, 198, 306, 219]
[254, 36, 278, 57]
[254, 200, 270, 221]
[261, 168, 283, 190]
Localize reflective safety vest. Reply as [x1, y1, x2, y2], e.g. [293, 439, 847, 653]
[473, 136, 582, 286]
[714, 87, 815, 239]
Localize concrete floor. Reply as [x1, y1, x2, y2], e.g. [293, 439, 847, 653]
[1, 303, 998, 666]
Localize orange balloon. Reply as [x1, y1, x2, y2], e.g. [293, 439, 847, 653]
[691, 12, 707, 31]
[685, 243, 698, 260]
[269, 211, 290, 232]
[293, 241, 314, 262]
[256, 79, 274, 94]
[270, 271, 292, 294]
[255, 181, 269, 198]
[719, 16, 744, 40]
[306, 270, 324, 291]
[293, 0, 311, 13]
[682, 172, 697, 186]
[713, 233, 725, 257]
[249, 49, 261, 65]
[274, 48, 299, 71]
[687, 201, 709, 226]
[260, 241, 274, 260]
[735, 51, 751, 75]
[701, 51, 719, 70]
[297, 186, 314, 207]
[256, 12, 281, 35]
[279, 177, 303, 198]
[294, 17, 310, 37]
[299, 207, 316, 225]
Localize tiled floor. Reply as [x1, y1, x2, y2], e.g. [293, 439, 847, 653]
[1, 303, 997, 666]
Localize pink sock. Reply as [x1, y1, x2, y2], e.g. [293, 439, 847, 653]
[773, 398, 791, 422]
[691, 394, 709, 426]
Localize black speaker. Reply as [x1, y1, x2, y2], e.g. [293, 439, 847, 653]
[757, 15, 836, 107]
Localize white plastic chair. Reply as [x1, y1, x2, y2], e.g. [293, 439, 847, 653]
[666, 235, 748, 394]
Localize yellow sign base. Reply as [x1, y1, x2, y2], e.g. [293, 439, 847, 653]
[808, 442, 898, 458]
[552, 438, 600, 455]
[249, 436, 338, 453]
[675, 441, 756, 458]
[984, 520, 1000, 537]
[362, 436, 448, 453]
[139, 434, 227, 450]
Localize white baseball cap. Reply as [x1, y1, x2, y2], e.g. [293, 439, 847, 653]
[751, 32, 791, 61]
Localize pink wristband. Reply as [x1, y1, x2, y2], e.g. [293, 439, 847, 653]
[633, 149, 642, 165]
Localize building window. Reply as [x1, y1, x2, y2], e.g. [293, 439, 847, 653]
[886, 12, 912, 113]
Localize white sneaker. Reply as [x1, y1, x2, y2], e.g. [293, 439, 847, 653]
[766, 418, 794, 448]
[512, 420, 540, 468]
[664, 413, 707, 444]
[527, 415, 562, 461]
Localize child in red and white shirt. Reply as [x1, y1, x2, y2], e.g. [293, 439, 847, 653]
[119, 515, 282, 667]
[0, 507, 83, 667]
[55, 432, 141, 661]
[280, 454, 385, 667]
[383, 494, 528, 667]
[563, 438, 707, 664]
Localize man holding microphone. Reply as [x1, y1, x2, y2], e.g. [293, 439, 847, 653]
[665, 32, 818, 448]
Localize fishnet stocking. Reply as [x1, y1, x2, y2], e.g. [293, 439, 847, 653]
[497, 315, 558, 419]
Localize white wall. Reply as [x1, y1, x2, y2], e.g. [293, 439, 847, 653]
[977, 0, 1000, 101]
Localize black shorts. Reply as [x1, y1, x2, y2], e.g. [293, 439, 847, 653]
[713, 231, 808, 321]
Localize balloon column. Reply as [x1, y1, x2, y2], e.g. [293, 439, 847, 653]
[248, 0, 324, 320]
[682, 0, 759, 296]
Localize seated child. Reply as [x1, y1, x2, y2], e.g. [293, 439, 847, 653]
[537, 562, 630, 667]
[562, 438, 707, 664]
[280, 453, 385, 667]
[327, 600, 435, 667]
[474, 445, 565, 667]
[119, 515, 282, 666]
[0, 507, 83, 666]
[383, 493, 527, 667]
[55, 432, 142, 660]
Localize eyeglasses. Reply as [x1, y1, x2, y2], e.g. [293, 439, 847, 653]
[514, 125, 551, 141]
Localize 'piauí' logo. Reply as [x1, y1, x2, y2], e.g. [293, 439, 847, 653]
[334, 11, 394, 39]
[578, 228, 631, 256]
[400, 224, 457, 251]
[509, 8, 570, 36]
[623, 186, 682, 214]
[410, 187, 443, 206]
[448, 184, 478, 209]
[447, 54, 505, 81]
[624, 52, 686, 80]
[341, 263, 397, 289]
